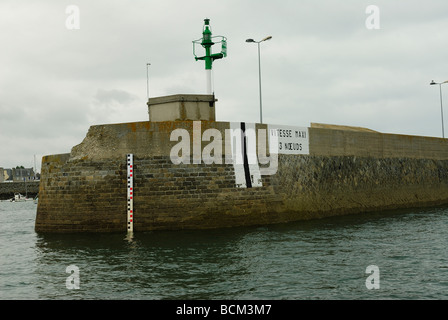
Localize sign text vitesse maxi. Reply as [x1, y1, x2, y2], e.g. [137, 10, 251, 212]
[268, 124, 309, 155]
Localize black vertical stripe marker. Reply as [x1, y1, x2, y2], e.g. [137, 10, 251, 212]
[240, 122, 252, 188]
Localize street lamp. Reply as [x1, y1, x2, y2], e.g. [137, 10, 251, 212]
[146, 63, 151, 101]
[246, 36, 272, 124]
[430, 80, 448, 138]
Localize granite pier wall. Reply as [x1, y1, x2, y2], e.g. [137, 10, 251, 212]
[35, 121, 448, 232]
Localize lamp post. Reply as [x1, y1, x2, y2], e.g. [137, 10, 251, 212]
[430, 80, 448, 138]
[246, 36, 272, 124]
[146, 63, 151, 101]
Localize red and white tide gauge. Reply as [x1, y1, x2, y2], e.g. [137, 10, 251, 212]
[127, 154, 134, 233]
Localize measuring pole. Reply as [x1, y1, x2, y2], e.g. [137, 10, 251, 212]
[127, 154, 134, 233]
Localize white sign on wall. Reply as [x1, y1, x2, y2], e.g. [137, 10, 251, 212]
[268, 124, 309, 155]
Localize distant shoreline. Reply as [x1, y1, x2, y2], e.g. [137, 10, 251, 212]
[0, 181, 39, 200]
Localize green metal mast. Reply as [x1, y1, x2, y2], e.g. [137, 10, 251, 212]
[193, 19, 227, 94]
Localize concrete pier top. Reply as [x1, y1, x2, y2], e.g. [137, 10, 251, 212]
[147, 94, 217, 122]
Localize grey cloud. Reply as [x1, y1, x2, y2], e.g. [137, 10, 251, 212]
[1, 0, 448, 169]
[94, 89, 138, 105]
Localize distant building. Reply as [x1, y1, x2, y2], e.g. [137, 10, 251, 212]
[0, 167, 39, 182]
[4, 169, 12, 181]
[1, 168, 13, 182]
[12, 168, 36, 182]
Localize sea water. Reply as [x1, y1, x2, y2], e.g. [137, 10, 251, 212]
[1, 200, 448, 300]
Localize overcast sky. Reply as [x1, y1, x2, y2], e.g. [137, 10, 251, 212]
[1, 0, 448, 171]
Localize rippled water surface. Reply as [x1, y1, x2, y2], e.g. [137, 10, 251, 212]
[1, 201, 448, 299]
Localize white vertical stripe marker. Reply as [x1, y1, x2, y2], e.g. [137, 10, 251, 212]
[206, 69, 212, 95]
[127, 154, 134, 233]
